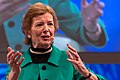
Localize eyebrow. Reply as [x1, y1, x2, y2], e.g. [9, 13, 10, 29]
[34, 20, 53, 25]
[48, 21, 53, 23]
[34, 21, 43, 24]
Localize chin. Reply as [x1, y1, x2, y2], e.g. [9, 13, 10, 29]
[40, 41, 52, 48]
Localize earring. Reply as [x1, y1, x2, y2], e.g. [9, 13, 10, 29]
[28, 35, 31, 38]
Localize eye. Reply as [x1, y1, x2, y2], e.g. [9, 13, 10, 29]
[48, 22, 54, 26]
[35, 23, 43, 27]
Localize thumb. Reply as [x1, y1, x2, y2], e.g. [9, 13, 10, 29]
[7, 47, 12, 52]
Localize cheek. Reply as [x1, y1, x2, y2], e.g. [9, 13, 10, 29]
[51, 29, 55, 36]
[51, 32, 55, 38]
[31, 30, 41, 38]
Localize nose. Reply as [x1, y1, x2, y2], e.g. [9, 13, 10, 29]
[43, 24, 49, 33]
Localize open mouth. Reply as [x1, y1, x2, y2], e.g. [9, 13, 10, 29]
[41, 36, 50, 40]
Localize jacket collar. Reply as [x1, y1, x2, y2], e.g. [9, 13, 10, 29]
[47, 45, 63, 66]
[21, 45, 63, 67]
[21, 49, 32, 68]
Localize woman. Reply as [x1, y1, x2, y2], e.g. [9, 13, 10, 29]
[6, 3, 106, 80]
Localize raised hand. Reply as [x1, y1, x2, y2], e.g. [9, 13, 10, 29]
[66, 44, 90, 77]
[66, 44, 84, 70]
[81, 0, 104, 32]
[7, 47, 24, 75]
[66, 44, 99, 79]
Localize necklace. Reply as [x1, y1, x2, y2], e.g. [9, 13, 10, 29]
[30, 47, 52, 54]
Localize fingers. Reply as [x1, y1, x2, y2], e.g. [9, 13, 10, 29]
[92, 0, 99, 5]
[67, 44, 76, 53]
[96, 8, 103, 16]
[81, 0, 100, 7]
[66, 44, 85, 71]
[14, 52, 21, 61]
[7, 47, 12, 52]
[7, 47, 24, 66]
[81, 0, 88, 7]
[67, 57, 83, 66]
[8, 51, 22, 65]
[7, 49, 14, 62]
[94, 1, 104, 18]
[14, 51, 24, 66]
[66, 50, 73, 59]
[13, 51, 22, 63]
[67, 58, 78, 64]
[17, 58, 24, 66]
[92, 0, 105, 9]
[67, 44, 80, 60]
[98, 1, 105, 9]
[90, 8, 103, 20]
[68, 48, 79, 58]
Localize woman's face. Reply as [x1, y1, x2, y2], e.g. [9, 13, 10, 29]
[29, 12, 55, 49]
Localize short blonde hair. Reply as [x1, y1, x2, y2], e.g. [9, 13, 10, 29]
[22, 3, 59, 45]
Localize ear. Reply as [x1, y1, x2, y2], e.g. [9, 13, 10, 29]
[27, 30, 31, 38]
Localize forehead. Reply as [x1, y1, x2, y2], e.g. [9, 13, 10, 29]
[33, 12, 53, 21]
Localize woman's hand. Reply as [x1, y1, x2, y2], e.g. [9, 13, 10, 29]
[66, 44, 98, 80]
[81, 0, 104, 32]
[66, 44, 89, 76]
[7, 47, 24, 80]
